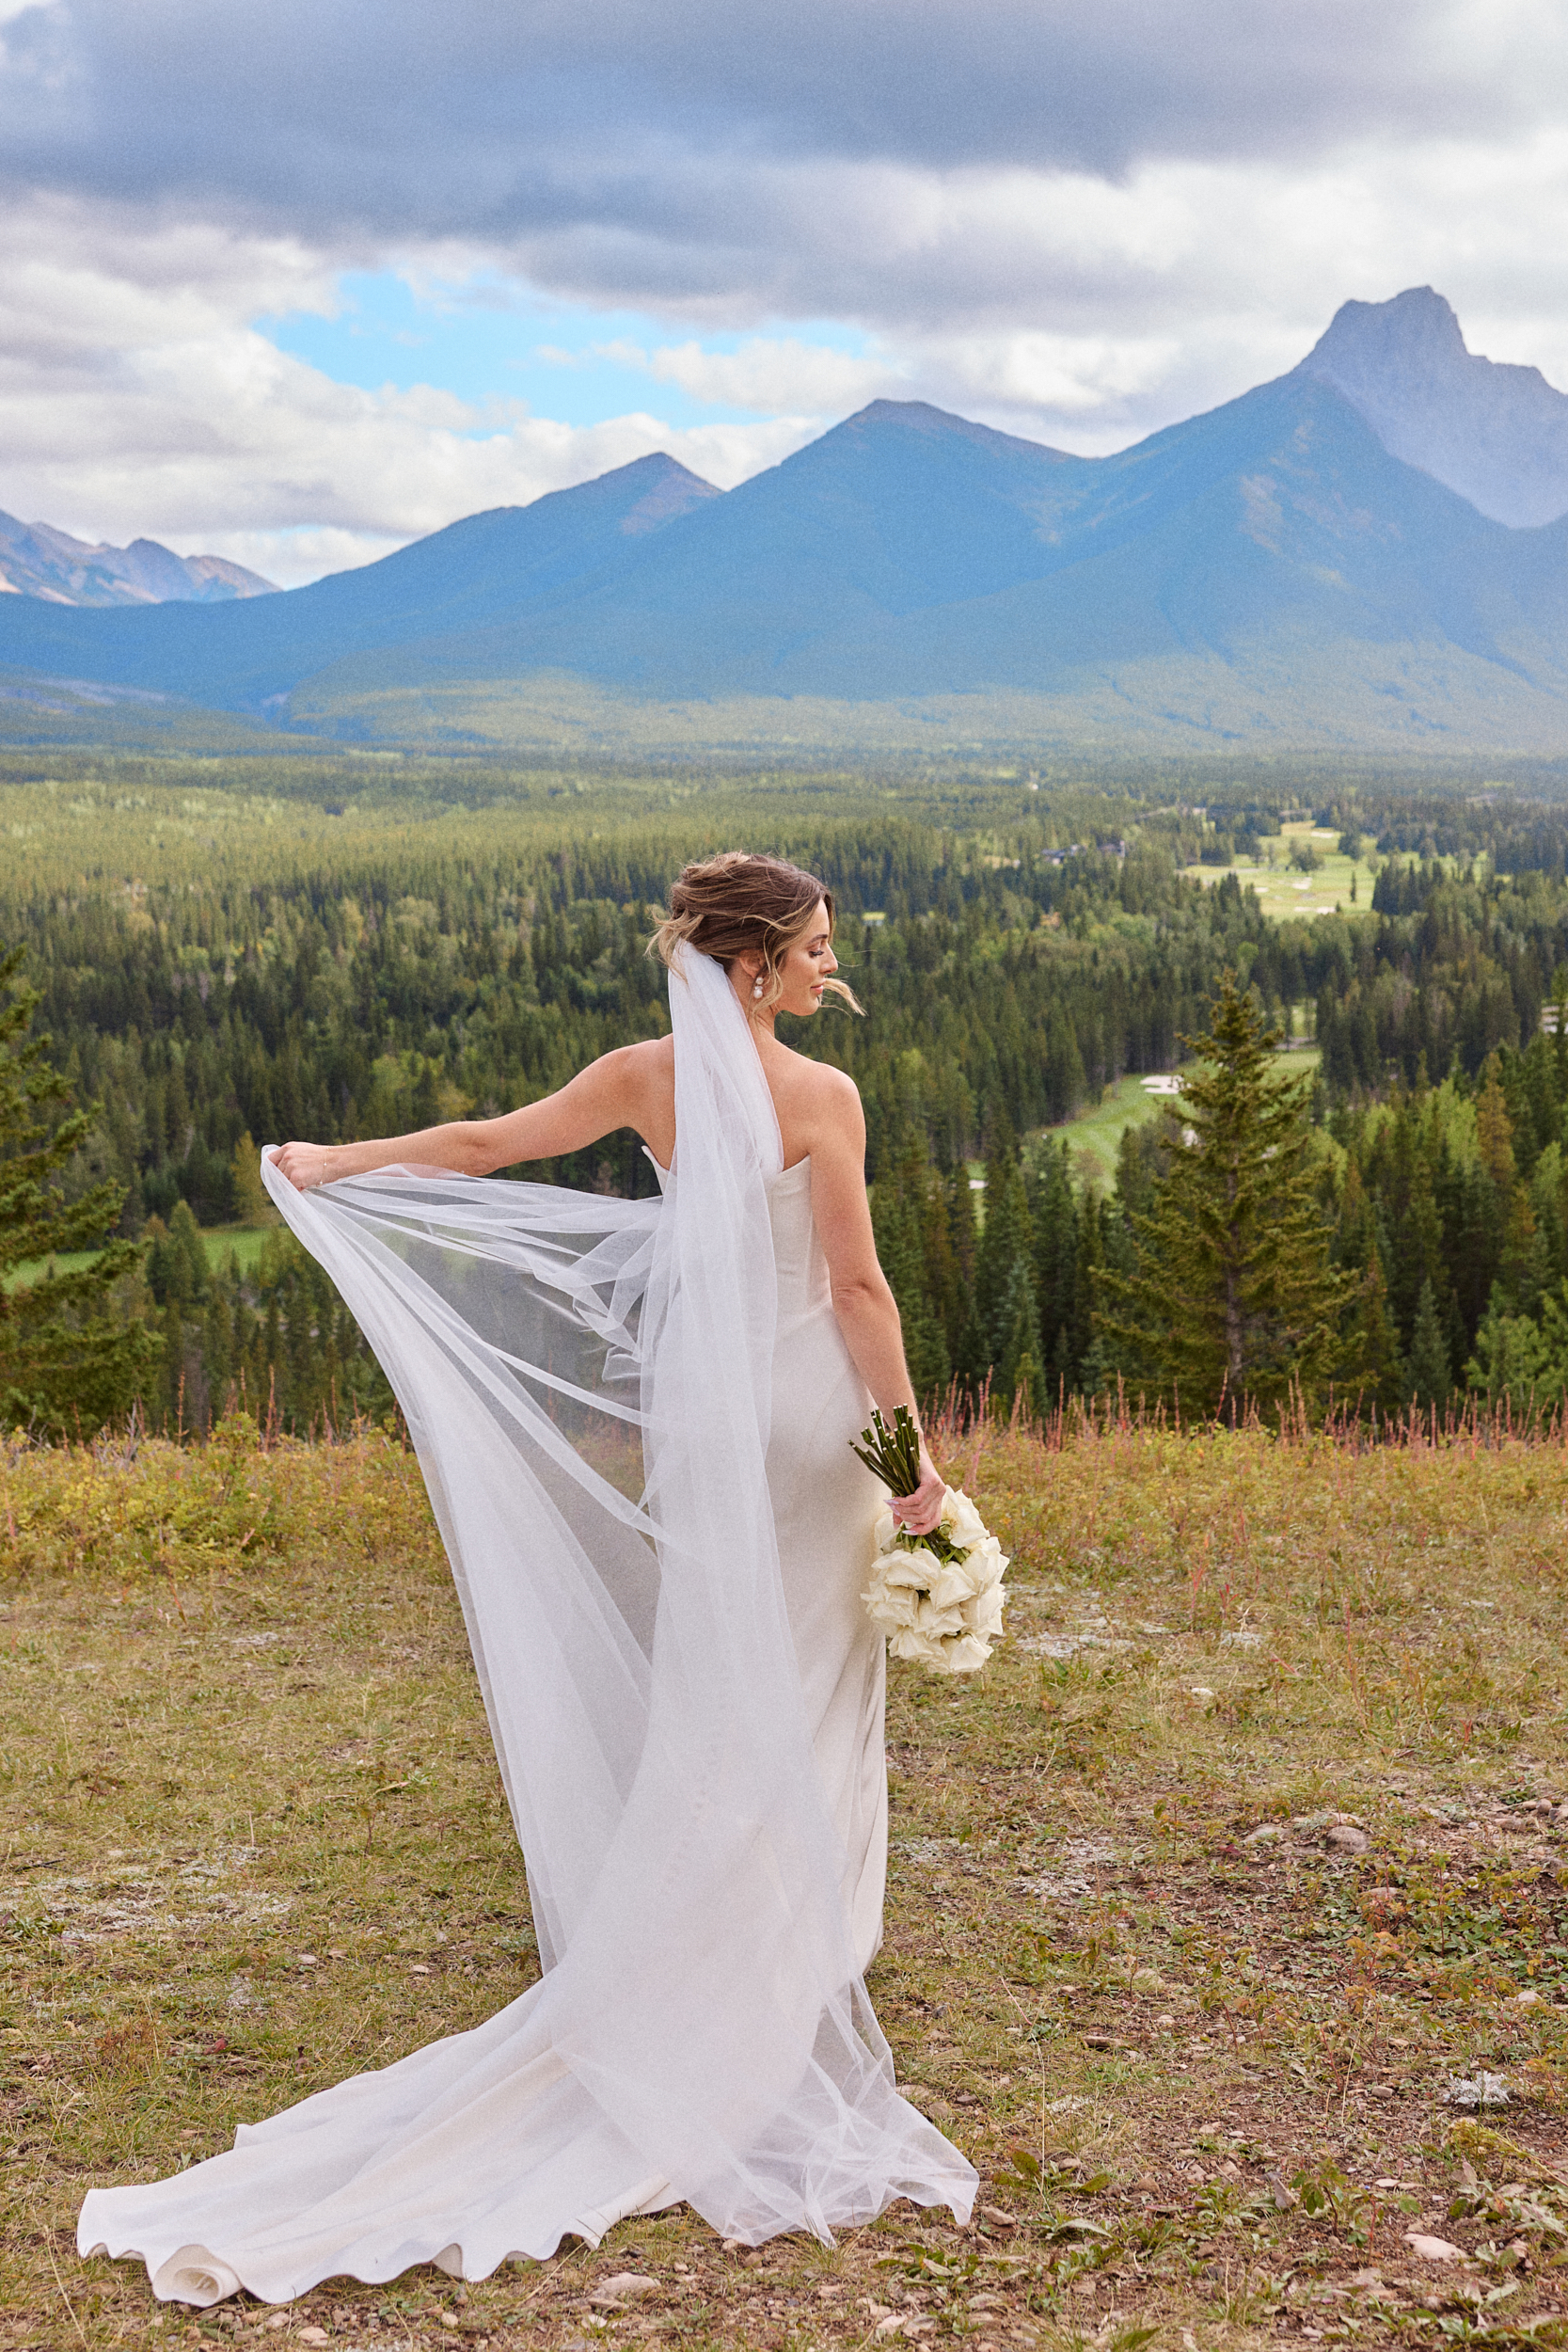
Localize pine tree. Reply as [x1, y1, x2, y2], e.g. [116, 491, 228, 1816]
[974, 1136, 1037, 1410]
[167, 1199, 210, 1306]
[1501, 1183, 1549, 1314]
[942, 1165, 985, 1401]
[991, 1251, 1044, 1420]
[1477, 1061, 1518, 1189]
[1043, 1009, 1087, 1122]
[915, 1166, 965, 1373]
[1405, 1277, 1452, 1412]
[0, 946, 154, 1434]
[230, 1131, 281, 1227]
[871, 1179, 950, 1405]
[1346, 1252, 1405, 1414]
[1096, 972, 1344, 1416]
[1068, 1189, 1106, 1381]
[882, 1137, 962, 1378]
[1028, 1140, 1079, 1377]
[1113, 1120, 1162, 1222]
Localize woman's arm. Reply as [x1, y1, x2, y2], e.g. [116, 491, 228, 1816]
[807, 1071, 947, 1536]
[273, 1039, 673, 1193]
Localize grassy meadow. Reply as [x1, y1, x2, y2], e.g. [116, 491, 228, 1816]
[7, 1410, 1568, 2350]
[7, 1228, 273, 1295]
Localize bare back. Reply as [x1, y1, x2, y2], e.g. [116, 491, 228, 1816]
[620, 1029, 856, 1177]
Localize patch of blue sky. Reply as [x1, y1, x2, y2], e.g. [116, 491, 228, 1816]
[256, 269, 878, 430]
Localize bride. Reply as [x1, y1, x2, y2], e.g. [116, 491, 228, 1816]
[78, 851, 978, 2307]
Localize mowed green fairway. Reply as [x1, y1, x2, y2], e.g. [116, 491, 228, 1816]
[1045, 1051, 1322, 1186]
[1181, 821, 1374, 922]
[1050, 1072, 1173, 1184]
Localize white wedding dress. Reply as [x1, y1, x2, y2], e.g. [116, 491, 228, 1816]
[756, 1154, 891, 1976]
[78, 948, 974, 2307]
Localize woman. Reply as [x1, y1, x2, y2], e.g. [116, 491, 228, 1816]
[79, 852, 976, 2308]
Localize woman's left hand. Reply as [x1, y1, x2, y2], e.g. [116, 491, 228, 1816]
[891, 1445, 946, 1538]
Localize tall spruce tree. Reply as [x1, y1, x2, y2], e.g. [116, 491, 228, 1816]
[0, 946, 153, 1434]
[1028, 1139, 1079, 1385]
[974, 1129, 1040, 1412]
[870, 1177, 950, 1405]
[1346, 1253, 1405, 1414]
[1404, 1278, 1453, 1413]
[1096, 972, 1343, 1416]
[942, 1163, 985, 1400]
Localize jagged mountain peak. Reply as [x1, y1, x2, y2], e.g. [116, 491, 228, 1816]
[1294, 286, 1568, 528]
[1310, 286, 1469, 368]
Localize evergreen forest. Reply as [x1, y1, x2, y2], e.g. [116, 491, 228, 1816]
[8, 755, 1568, 1436]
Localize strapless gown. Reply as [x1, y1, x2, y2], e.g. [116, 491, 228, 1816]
[78, 1156, 894, 2304]
[760, 1156, 887, 1973]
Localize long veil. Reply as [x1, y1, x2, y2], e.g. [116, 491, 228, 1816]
[77, 946, 975, 2307]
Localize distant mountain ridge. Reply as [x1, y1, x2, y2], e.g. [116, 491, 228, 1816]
[0, 453, 723, 709]
[0, 292, 1564, 755]
[0, 512, 277, 606]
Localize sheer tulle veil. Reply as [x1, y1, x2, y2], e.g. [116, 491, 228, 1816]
[77, 945, 975, 2307]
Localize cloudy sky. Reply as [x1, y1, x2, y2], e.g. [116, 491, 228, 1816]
[2, 0, 1566, 583]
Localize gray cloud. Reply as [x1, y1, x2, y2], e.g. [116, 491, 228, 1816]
[1, 1, 1560, 244]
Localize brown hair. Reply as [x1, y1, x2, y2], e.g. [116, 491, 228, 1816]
[649, 851, 862, 1013]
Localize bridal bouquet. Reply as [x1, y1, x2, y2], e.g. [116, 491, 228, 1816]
[851, 1406, 1008, 1675]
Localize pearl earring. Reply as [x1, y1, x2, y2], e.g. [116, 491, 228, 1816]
[751, 973, 765, 1001]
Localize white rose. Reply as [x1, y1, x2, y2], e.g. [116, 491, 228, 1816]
[912, 1593, 967, 1639]
[941, 1486, 987, 1548]
[873, 1505, 899, 1552]
[966, 1534, 1006, 1589]
[863, 1570, 922, 1629]
[889, 1623, 943, 1663]
[926, 1559, 976, 1612]
[965, 1581, 1007, 1640]
[877, 1546, 934, 1593]
[938, 1631, 993, 1675]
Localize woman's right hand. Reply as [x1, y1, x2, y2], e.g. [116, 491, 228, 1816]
[273, 1141, 338, 1192]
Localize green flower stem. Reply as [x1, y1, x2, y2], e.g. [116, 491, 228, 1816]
[849, 1405, 965, 1565]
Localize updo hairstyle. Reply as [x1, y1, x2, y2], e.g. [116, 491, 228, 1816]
[649, 851, 862, 1013]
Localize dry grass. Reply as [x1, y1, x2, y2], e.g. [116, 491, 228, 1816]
[7, 1409, 1568, 2350]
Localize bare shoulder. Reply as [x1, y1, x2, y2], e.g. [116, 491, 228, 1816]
[615, 1034, 674, 1078]
[776, 1048, 862, 1144]
[597, 1033, 673, 1120]
[805, 1058, 861, 1115]
[587, 1033, 673, 1091]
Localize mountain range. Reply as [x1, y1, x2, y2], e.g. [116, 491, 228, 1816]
[0, 513, 276, 607]
[2, 287, 1565, 756]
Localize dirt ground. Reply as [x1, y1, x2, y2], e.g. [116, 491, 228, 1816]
[5, 1411, 1568, 2348]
